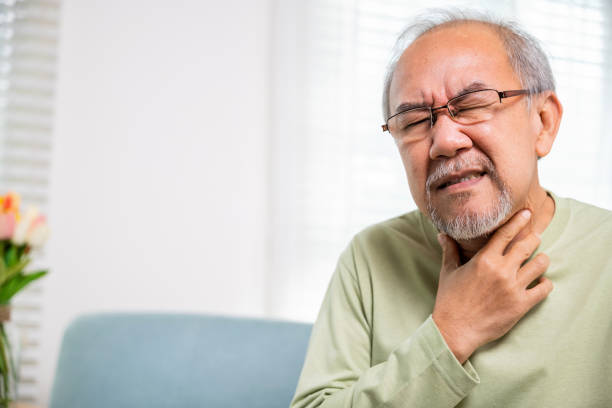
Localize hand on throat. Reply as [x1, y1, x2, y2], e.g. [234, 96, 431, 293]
[455, 190, 555, 263]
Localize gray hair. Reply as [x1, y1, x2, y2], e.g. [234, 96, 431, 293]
[382, 9, 556, 121]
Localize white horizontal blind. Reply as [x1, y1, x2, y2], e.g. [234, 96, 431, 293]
[269, 0, 612, 322]
[519, 0, 612, 206]
[0, 0, 59, 404]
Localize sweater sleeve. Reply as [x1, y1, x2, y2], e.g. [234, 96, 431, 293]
[290, 244, 480, 408]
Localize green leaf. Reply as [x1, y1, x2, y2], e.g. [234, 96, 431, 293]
[0, 256, 6, 282]
[4, 246, 17, 269]
[0, 270, 47, 304]
[0, 258, 30, 287]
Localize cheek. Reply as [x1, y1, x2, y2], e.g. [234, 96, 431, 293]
[500, 154, 537, 193]
[398, 142, 430, 208]
[474, 121, 538, 194]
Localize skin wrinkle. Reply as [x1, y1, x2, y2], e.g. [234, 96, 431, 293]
[393, 81, 491, 117]
[388, 22, 560, 258]
[381, 13, 556, 121]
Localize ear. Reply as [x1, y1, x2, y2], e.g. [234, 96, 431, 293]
[534, 92, 563, 158]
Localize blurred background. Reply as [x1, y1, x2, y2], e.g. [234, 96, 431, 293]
[0, 0, 609, 405]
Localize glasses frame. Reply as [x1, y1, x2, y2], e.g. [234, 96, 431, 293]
[381, 88, 530, 133]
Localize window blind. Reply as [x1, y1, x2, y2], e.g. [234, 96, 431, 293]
[519, 0, 612, 204]
[268, 0, 612, 322]
[0, 0, 59, 404]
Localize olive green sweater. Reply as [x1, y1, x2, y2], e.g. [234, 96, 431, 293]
[291, 194, 612, 407]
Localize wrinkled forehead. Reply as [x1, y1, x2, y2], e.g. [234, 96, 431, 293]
[389, 23, 519, 112]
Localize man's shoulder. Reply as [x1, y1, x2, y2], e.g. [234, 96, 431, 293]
[348, 209, 438, 257]
[552, 195, 612, 248]
[354, 209, 424, 239]
[565, 196, 612, 214]
[562, 196, 612, 231]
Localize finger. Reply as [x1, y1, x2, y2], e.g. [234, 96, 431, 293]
[524, 276, 553, 307]
[438, 233, 460, 272]
[517, 253, 550, 287]
[485, 209, 532, 254]
[507, 232, 541, 266]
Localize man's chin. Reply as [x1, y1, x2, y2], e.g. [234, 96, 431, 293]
[427, 193, 513, 241]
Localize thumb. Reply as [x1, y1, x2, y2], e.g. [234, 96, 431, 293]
[437, 233, 460, 272]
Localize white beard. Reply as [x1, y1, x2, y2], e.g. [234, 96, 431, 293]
[425, 155, 513, 240]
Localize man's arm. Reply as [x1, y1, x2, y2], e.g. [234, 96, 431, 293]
[290, 244, 479, 408]
[290, 210, 551, 408]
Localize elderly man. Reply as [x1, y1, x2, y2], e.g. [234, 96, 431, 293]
[290, 10, 612, 408]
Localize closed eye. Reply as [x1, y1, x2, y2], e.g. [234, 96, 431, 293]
[402, 117, 430, 130]
[452, 101, 496, 116]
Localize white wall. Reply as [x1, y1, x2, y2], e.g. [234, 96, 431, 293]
[40, 0, 272, 405]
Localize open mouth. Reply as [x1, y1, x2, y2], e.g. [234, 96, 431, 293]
[437, 171, 487, 190]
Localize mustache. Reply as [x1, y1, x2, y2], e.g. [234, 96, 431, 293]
[425, 154, 497, 191]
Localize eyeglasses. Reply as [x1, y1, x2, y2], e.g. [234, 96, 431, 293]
[381, 89, 530, 141]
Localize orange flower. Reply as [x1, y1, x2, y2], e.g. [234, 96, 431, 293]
[0, 192, 20, 217]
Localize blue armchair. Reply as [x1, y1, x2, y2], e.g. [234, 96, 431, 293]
[49, 313, 312, 408]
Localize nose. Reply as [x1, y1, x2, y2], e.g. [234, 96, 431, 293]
[428, 112, 473, 160]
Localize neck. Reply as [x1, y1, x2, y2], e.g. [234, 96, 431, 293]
[456, 187, 555, 262]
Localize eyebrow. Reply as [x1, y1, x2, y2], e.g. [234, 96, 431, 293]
[393, 80, 491, 115]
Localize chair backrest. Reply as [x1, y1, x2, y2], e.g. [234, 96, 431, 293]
[49, 313, 312, 408]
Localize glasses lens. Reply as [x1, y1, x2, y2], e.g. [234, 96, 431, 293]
[389, 108, 430, 138]
[448, 90, 499, 124]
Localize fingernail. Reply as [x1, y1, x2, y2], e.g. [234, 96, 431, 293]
[437, 233, 445, 245]
[521, 209, 532, 219]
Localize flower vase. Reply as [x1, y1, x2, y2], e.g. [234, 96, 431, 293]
[0, 306, 17, 408]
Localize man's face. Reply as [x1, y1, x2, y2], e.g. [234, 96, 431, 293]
[388, 23, 542, 240]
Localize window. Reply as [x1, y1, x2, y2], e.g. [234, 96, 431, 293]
[268, 0, 612, 322]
